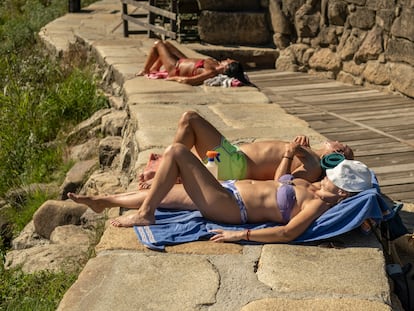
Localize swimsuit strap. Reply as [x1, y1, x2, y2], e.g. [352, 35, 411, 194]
[192, 59, 205, 76]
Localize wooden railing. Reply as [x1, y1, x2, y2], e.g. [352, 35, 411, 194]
[120, 0, 199, 42]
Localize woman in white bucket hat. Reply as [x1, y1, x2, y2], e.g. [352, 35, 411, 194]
[68, 145, 372, 243]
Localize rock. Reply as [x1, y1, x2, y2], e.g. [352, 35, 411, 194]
[319, 26, 339, 46]
[80, 170, 126, 196]
[66, 109, 111, 145]
[385, 37, 414, 66]
[275, 48, 299, 71]
[294, 0, 321, 39]
[338, 28, 367, 61]
[376, 9, 395, 31]
[11, 220, 50, 250]
[5, 241, 89, 273]
[268, 0, 292, 35]
[0, 204, 14, 249]
[354, 25, 383, 63]
[348, 7, 376, 29]
[391, 9, 414, 42]
[342, 60, 366, 76]
[337, 70, 363, 85]
[68, 138, 100, 161]
[50, 224, 91, 246]
[273, 33, 292, 49]
[362, 61, 390, 85]
[198, 11, 271, 45]
[60, 159, 98, 200]
[327, 0, 348, 26]
[33, 200, 88, 239]
[101, 110, 128, 137]
[99, 136, 122, 167]
[309, 48, 342, 73]
[389, 62, 414, 98]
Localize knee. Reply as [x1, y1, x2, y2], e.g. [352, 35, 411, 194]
[153, 40, 165, 49]
[179, 111, 200, 127]
[164, 143, 187, 157]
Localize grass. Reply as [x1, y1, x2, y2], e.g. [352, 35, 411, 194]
[0, 266, 79, 311]
[0, 0, 108, 309]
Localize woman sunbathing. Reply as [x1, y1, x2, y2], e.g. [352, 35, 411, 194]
[136, 40, 251, 86]
[68, 142, 372, 243]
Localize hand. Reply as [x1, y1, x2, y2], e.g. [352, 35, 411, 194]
[285, 141, 309, 159]
[166, 76, 187, 84]
[209, 229, 243, 242]
[293, 135, 310, 147]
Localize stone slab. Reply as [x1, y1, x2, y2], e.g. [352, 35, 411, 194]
[96, 224, 244, 254]
[257, 244, 390, 302]
[57, 252, 219, 311]
[241, 297, 392, 311]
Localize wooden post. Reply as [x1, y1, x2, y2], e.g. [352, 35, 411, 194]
[68, 0, 81, 12]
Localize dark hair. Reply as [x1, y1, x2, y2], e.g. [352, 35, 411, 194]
[223, 62, 251, 85]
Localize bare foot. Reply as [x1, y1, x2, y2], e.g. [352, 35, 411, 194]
[110, 212, 155, 227]
[67, 192, 106, 214]
[135, 70, 148, 77]
[138, 178, 153, 190]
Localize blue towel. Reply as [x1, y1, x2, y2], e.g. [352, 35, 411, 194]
[134, 185, 390, 251]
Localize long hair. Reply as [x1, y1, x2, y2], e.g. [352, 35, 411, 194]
[224, 62, 254, 86]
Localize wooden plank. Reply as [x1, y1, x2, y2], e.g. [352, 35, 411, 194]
[122, 0, 177, 19]
[252, 70, 414, 203]
[122, 14, 177, 38]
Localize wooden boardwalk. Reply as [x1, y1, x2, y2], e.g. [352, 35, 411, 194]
[250, 70, 414, 203]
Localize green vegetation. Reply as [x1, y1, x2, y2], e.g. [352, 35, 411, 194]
[0, 265, 79, 311]
[0, 0, 108, 309]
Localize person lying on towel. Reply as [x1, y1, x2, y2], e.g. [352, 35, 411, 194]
[136, 40, 251, 86]
[68, 142, 373, 243]
[138, 111, 354, 189]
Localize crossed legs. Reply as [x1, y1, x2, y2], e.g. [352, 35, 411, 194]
[111, 143, 242, 227]
[138, 111, 224, 189]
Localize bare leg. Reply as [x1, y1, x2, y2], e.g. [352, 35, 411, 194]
[68, 185, 196, 214]
[149, 58, 164, 72]
[68, 191, 146, 213]
[138, 111, 224, 188]
[136, 40, 182, 76]
[173, 111, 223, 159]
[111, 143, 242, 227]
[163, 41, 187, 59]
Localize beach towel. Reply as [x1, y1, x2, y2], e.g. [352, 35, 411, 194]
[203, 74, 244, 87]
[144, 71, 245, 87]
[134, 183, 391, 251]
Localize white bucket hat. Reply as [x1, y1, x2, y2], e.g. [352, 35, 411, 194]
[326, 159, 373, 192]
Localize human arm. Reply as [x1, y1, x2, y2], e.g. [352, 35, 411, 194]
[276, 137, 321, 182]
[273, 141, 303, 181]
[166, 69, 219, 86]
[209, 201, 327, 243]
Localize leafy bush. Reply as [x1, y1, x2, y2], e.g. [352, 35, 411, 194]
[0, 53, 108, 195]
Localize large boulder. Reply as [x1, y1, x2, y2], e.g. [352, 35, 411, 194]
[354, 25, 383, 64]
[5, 225, 91, 273]
[33, 200, 88, 239]
[60, 159, 98, 200]
[389, 62, 414, 98]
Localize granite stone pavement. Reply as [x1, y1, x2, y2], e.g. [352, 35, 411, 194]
[38, 1, 400, 310]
